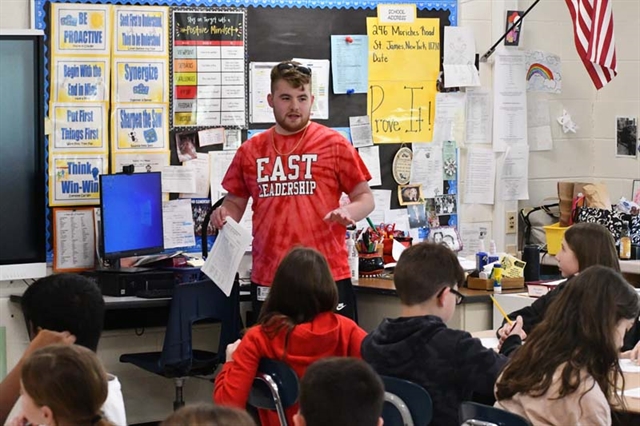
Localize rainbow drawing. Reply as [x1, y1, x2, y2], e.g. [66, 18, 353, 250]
[527, 63, 554, 81]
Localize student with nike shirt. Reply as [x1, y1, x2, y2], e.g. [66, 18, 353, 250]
[214, 248, 366, 426]
[212, 61, 374, 321]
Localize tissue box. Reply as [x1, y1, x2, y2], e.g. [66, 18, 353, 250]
[467, 277, 525, 291]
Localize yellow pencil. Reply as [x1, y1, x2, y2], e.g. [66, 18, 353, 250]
[490, 294, 513, 325]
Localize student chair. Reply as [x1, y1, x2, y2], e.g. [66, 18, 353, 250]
[120, 278, 241, 410]
[381, 376, 433, 426]
[247, 358, 300, 426]
[459, 401, 532, 426]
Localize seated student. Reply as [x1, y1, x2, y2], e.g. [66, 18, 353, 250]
[16, 344, 115, 426]
[294, 357, 384, 426]
[5, 274, 126, 426]
[495, 266, 640, 425]
[0, 330, 75, 423]
[162, 403, 255, 426]
[361, 242, 525, 426]
[214, 247, 367, 426]
[496, 223, 640, 353]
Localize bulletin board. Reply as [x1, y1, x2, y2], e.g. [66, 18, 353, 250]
[35, 0, 458, 259]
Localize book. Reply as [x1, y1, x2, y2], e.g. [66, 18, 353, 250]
[526, 278, 565, 297]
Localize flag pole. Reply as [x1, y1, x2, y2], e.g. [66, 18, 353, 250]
[480, 0, 542, 62]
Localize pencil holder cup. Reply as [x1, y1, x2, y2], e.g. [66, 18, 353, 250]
[359, 244, 384, 277]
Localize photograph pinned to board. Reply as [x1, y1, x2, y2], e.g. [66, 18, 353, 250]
[616, 116, 638, 158]
[424, 199, 441, 228]
[407, 204, 427, 229]
[525, 50, 562, 94]
[398, 184, 423, 206]
[435, 194, 457, 215]
[504, 10, 523, 46]
[175, 131, 198, 162]
[429, 225, 463, 252]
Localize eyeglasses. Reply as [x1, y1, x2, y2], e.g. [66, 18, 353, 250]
[437, 286, 465, 305]
[277, 62, 312, 76]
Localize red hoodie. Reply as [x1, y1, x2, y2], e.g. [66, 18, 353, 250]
[213, 312, 367, 426]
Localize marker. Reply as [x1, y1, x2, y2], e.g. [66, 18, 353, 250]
[365, 217, 380, 236]
[489, 294, 513, 325]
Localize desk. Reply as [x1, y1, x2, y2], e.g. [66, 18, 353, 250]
[472, 330, 640, 416]
[353, 277, 526, 333]
[9, 286, 251, 331]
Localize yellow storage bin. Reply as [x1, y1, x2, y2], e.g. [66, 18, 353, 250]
[544, 222, 570, 255]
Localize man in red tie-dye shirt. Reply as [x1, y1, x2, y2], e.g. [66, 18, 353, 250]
[213, 61, 374, 321]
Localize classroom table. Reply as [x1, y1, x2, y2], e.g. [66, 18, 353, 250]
[472, 330, 640, 416]
[353, 276, 526, 333]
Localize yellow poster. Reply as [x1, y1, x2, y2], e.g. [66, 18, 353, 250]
[51, 4, 112, 56]
[112, 58, 168, 103]
[112, 6, 169, 56]
[112, 103, 168, 151]
[49, 154, 107, 206]
[51, 103, 108, 152]
[50, 58, 110, 103]
[367, 17, 440, 143]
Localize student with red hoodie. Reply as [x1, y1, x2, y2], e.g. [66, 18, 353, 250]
[213, 247, 366, 426]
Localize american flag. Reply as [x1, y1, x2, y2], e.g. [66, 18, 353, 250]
[565, 0, 617, 89]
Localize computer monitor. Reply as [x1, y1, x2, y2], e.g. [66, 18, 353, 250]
[0, 30, 46, 281]
[99, 172, 164, 269]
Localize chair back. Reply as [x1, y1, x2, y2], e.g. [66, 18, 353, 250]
[381, 376, 433, 426]
[459, 402, 532, 426]
[160, 278, 241, 375]
[248, 358, 299, 426]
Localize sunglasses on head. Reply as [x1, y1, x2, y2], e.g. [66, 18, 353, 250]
[277, 62, 312, 76]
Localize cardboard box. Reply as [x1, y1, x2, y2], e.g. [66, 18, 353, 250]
[467, 277, 525, 291]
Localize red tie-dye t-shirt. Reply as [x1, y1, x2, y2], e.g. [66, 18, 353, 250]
[222, 122, 371, 286]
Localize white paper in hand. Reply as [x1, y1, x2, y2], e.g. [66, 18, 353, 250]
[201, 217, 252, 296]
[392, 239, 406, 261]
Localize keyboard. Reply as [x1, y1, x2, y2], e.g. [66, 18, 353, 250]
[135, 288, 175, 299]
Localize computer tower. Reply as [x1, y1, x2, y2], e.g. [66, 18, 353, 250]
[84, 269, 175, 297]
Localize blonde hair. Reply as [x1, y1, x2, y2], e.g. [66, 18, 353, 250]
[22, 344, 113, 426]
[161, 403, 256, 426]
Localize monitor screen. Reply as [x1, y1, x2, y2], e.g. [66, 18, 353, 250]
[0, 32, 46, 280]
[99, 172, 164, 260]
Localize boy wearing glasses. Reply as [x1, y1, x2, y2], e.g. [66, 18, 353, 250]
[213, 60, 374, 321]
[361, 242, 525, 426]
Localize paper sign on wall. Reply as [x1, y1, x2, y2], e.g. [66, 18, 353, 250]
[51, 103, 108, 152]
[113, 58, 168, 103]
[50, 154, 107, 206]
[367, 17, 440, 143]
[50, 58, 110, 103]
[112, 104, 168, 151]
[50, 4, 112, 55]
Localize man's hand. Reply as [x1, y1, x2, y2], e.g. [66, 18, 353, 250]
[621, 341, 640, 365]
[212, 206, 230, 229]
[323, 207, 356, 227]
[225, 339, 241, 362]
